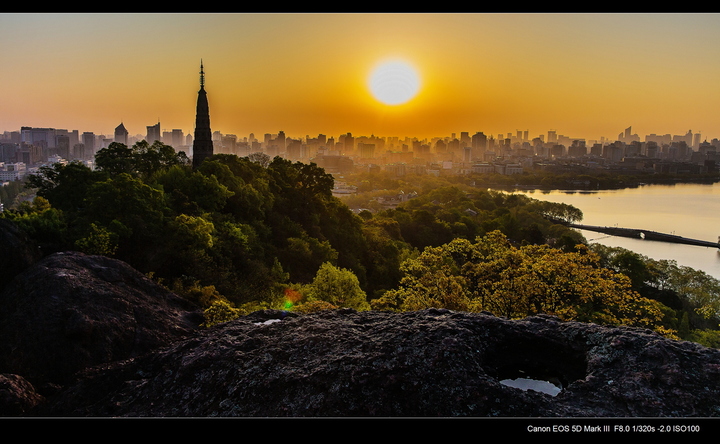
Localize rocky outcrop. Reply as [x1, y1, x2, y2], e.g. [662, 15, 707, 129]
[0, 251, 203, 393]
[32, 309, 720, 417]
[1, 242, 719, 417]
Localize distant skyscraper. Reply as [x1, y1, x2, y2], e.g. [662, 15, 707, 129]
[548, 130, 557, 144]
[192, 61, 213, 168]
[146, 122, 161, 144]
[114, 123, 128, 145]
[82, 132, 95, 160]
[56, 134, 70, 159]
[343, 133, 354, 153]
[471, 132, 488, 160]
[172, 129, 184, 148]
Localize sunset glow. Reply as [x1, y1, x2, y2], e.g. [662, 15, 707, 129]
[3, 13, 720, 143]
[368, 59, 421, 106]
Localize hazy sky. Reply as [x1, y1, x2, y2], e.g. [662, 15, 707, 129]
[3, 12, 720, 142]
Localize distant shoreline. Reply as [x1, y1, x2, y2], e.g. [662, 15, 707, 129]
[486, 173, 720, 193]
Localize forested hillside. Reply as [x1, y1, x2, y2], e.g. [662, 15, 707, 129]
[3, 141, 720, 346]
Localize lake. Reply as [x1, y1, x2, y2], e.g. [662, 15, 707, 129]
[514, 182, 720, 280]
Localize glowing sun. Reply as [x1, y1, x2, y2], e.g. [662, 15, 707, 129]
[368, 59, 421, 106]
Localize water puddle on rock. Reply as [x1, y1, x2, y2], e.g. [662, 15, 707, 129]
[254, 319, 282, 325]
[500, 377, 562, 397]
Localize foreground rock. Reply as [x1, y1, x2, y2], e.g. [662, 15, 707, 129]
[34, 308, 720, 417]
[0, 374, 45, 416]
[2, 244, 718, 417]
[0, 251, 203, 392]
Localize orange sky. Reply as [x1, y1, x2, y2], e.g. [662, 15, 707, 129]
[3, 13, 720, 143]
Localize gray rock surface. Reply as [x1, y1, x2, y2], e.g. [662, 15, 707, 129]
[0, 251, 203, 391]
[2, 244, 719, 418]
[34, 308, 720, 417]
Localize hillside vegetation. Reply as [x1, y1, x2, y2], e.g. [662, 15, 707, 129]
[3, 141, 720, 346]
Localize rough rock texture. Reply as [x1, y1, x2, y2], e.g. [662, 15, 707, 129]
[0, 373, 45, 416]
[2, 242, 719, 418]
[33, 308, 720, 417]
[0, 251, 203, 391]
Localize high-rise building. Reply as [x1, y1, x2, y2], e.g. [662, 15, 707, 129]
[460, 132, 470, 147]
[115, 123, 128, 145]
[277, 130, 286, 151]
[171, 129, 184, 148]
[82, 132, 95, 160]
[192, 61, 213, 168]
[146, 122, 161, 144]
[56, 134, 70, 159]
[343, 133, 354, 153]
[547, 130, 557, 144]
[21, 127, 55, 148]
[359, 142, 375, 158]
[472, 132, 488, 153]
[162, 131, 173, 145]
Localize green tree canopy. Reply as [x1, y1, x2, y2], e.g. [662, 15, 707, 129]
[372, 230, 668, 334]
[26, 161, 106, 213]
[300, 262, 370, 311]
[94, 142, 135, 176]
[95, 140, 189, 178]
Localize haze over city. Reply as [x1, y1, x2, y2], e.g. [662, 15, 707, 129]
[4, 12, 720, 143]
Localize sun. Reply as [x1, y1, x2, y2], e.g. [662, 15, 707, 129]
[368, 59, 421, 106]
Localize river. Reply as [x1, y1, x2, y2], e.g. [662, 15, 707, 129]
[514, 182, 720, 280]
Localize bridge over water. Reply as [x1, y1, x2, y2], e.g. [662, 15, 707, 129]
[568, 224, 719, 248]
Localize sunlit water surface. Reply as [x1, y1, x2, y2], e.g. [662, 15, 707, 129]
[513, 182, 720, 280]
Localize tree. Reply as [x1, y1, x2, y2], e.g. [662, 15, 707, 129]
[0, 196, 69, 253]
[267, 157, 334, 204]
[132, 139, 190, 178]
[94, 142, 135, 176]
[662, 264, 720, 322]
[591, 244, 720, 331]
[300, 262, 370, 311]
[74, 222, 119, 256]
[0, 178, 30, 210]
[281, 235, 339, 283]
[202, 299, 245, 328]
[534, 200, 584, 224]
[591, 246, 653, 290]
[372, 230, 668, 333]
[247, 152, 271, 168]
[95, 140, 189, 178]
[81, 173, 169, 270]
[154, 165, 234, 215]
[26, 161, 105, 213]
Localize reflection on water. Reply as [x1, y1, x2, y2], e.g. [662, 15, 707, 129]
[517, 182, 720, 280]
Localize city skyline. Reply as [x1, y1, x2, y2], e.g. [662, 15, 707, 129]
[4, 13, 720, 142]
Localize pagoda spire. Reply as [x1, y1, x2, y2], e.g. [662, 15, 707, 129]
[192, 60, 213, 168]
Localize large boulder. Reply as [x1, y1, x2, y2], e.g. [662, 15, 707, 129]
[33, 308, 720, 417]
[0, 251, 203, 390]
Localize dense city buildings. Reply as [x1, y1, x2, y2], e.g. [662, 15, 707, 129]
[1, 124, 718, 186]
[0, 65, 716, 184]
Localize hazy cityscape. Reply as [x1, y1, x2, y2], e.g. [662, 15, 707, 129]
[2, 123, 719, 186]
